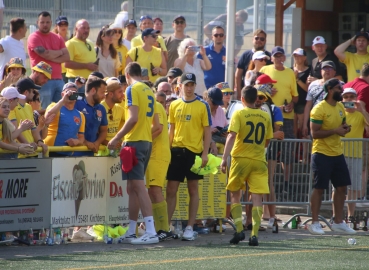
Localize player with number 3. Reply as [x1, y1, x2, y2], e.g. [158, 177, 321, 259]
[221, 86, 273, 247]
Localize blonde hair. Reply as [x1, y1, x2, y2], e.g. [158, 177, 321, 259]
[178, 38, 197, 59]
[0, 97, 15, 142]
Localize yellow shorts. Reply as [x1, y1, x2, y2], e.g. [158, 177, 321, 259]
[226, 157, 269, 194]
[145, 159, 170, 188]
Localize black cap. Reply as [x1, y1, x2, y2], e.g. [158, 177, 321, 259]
[321, 60, 336, 70]
[355, 29, 369, 41]
[167, 67, 183, 78]
[89, 71, 104, 79]
[208, 87, 224, 106]
[55, 16, 68, 25]
[141, 28, 160, 39]
[180, 73, 196, 85]
[16, 78, 41, 91]
[173, 15, 185, 22]
[125, 19, 137, 28]
[271, 46, 285, 56]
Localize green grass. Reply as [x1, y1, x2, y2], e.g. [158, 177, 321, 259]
[1, 236, 369, 269]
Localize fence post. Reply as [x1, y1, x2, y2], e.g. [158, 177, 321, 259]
[197, 0, 203, 45]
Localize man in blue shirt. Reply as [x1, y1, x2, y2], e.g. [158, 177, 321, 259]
[198, 26, 226, 89]
[74, 72, 108, 156]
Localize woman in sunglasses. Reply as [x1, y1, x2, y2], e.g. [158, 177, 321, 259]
[244, 51, 269, 86]
[215, 82, 234, 114]
[109, 23, 128, 76]
[95, 25, 121, 78]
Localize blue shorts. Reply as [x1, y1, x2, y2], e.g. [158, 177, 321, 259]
[311, 153, 351, 189]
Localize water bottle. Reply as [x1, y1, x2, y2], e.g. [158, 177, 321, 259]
[54, 228, 61, 245]
[47, 225, 54, 246]
[110, 149, 118, 158]
[62, 228, 68, 244]
[348, 238, 356, 245]
[173, 220, 183, 239]
[291, 211, 297, 229]
[28, 228, 34, 245]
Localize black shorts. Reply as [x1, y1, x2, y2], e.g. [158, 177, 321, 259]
[311, 153, 351, 189]
[267, 140, 294, 164]
[167, 147, 203, 182]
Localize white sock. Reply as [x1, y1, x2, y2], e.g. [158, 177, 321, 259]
[144, 216, 156, 235]
[127, 220, 137, 235]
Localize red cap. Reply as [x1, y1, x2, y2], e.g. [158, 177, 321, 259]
[256, 74, 277, 85]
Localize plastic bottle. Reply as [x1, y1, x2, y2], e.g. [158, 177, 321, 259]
[54, 228, 61, 245]
[272, 218, 278, 233]
[28, 228, 34, 245]
[291, 212, 297, 229]
[62, 228, 68, 244]
[47, 226, 54, 246]
[173, 220, 183, 239]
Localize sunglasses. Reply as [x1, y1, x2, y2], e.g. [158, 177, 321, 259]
[113, 29, 122, 34]
[343, 95, 356, 99]
[85, 42, 91, 51]
[104, 30, 114, 37]
[223, 92, 233, 96]
[213, 33, 224, 38]
[140, 15, 153, 21]
[254, 36, 266, 41]
[150, 34, 158, 39]
[108, 109, 113, 121]
[257, 96, 265, 100]
[174, 20, 185, 25]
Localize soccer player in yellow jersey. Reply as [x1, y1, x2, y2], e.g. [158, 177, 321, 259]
[101, 77, 125, 151]
[146, 96, 172, 241]
[221, 85, 273, 246]
[308, 78, 356, 235]
[167, 72, 212, 241]
[108, 62, 160, 245]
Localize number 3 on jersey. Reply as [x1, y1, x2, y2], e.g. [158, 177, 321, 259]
[243, 121, 265, 145]
[147, 96, 154, 117]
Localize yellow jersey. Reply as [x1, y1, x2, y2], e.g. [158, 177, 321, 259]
[151, 101, 171, 162]
[131, 35, 167, 51]
[14, 103, 36, 144]
[169, 97, 211, 153]
[101, 101, 125, 142]
[124, 81, 156, 142]
[127, 46, 162, 83]
[8, 110, 16, 122]
[310, 100, 346, 156]
[342, 52, 369, 82]
[259, 65, 298, 119]
[65, 37, 97, 78]
[229, 107, 273, 160]
[342, 110, 366, 158]
[114, 44, 128, 74]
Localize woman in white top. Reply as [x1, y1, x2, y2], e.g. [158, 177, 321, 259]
[95, 25, 121, 78]
[244, 51, 269, 86]
[173, 38, 211, 97]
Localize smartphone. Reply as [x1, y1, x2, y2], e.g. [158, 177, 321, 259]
[342, 101, 355, 108]
[69, 92, 79, 100]
[188, 46, 200, 53]
[141, 68, 149, 77]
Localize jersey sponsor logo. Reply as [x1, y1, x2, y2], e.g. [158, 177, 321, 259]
[186, 74, 193, 79]
[82, 108, 89, 114]
[326, 114, 331, 118]
[339, 111, 343, 117]
[73, 116, 81, 125]
[207, 54, 213, 59]
[95, 109, 102, 121]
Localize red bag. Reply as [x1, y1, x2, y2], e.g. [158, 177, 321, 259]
[120, 146, 138, 173]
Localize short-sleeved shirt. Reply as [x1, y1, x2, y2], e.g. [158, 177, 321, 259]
[294, 66, 311, 106]
[169, 97, 212, 153]
[307, 79, 345, 108]
[115, 44, 128, 74]
[341, 52, 369, 82]
[131, 35, 167, 51]
[343, 110, 366, 158]
[310, 54, 342, 78]
[310, 100, 346, 156]
[237, 49, 272, 83]
[127, 46, 162, 83]
[65, 37, 97, 78]
[165, 34, 190, 69]
[125, 81, 157, 142]
[198, 43, 226, 89]
[211, 106, 228, 128]
[259, 65, 298, 119]
[261, 104, 283, 127]
[27, 31, 66, 79]
[97, 49, 121, 77]
[13, 103, 37, 144]
[0, 36, 27, 77]
[229, 107, 273, 160]
[44, 104, 85, 155]
[101, 101, 125, 142]
[151, 101, 171, 162]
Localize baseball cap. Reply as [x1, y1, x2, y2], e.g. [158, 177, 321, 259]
[141, 28, 160, 39]
[312, 36, 326, 45]
[105, 77, 122, 93]
[17, 78, 41, 91]
[140, 15, 153, 22]
[207, 87, 224, 106]
[342, 88, 357, 96]
[252, 51, 270, 61]
[32, 61, 52, 79]
[173, 15, 186, 22]
[293, 48, 306, 56]
[216, 82, 233, 93]
[1, 86, 26, 100]
[271, 46, 285, 56]
[7, 57, 26, 73]
[180, 73, 196, 85]
[255, 84, 272, 99]
[89, 71, 104, 79]
[153, 17, 163, 23]
[125, 19, 137, 28]
[109, 22, 122, 30]
[55, 16, 68, 25]
[255, 74, 277, 85]
[323, 78, 341, 99]
[355, 29, 369, 41]
[321, 60, 336, 70]
[62, 82, 78, 91]
[167, 67, 183, 78]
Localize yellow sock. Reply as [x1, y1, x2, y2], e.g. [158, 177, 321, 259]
[251, 206, 263, 237]
[231, 203, 243, 233]
[152, 201, 169, 231]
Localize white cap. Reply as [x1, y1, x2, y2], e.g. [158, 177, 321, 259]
[312, 36, 326, 45]
[252, 51, 270, 61]
[109, 23, 122, 29]
[342, 88, 357, 96]
[293, 48, 306, 56]
[0, 87, 26, 100]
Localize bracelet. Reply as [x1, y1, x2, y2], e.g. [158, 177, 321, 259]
[37, 139, 44, 144]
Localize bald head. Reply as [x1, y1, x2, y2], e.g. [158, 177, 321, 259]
[75, 19, 90, 41]
[157, 82, 172, 95]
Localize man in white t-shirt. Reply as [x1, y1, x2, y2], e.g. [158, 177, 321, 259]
[114, 1, 128, 28]
[0, 17, 27, 76]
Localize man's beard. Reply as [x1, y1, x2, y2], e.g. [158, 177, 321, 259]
[333, 91, 342, 101]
